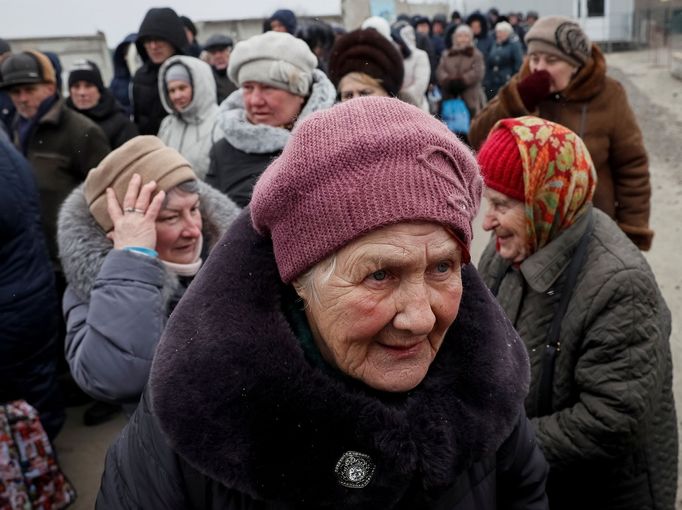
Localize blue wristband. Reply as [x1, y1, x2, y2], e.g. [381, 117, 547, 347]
[122, 246, 158, 258]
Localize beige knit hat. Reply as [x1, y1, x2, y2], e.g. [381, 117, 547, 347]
[227, 31, 317, 96]
[525, 16, 591, 67]
[84, 135, 196, 232]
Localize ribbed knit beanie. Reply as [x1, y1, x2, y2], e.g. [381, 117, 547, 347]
[84, 135, 196, 232]
[476, 127, 524, 202]
[251, 96, 482, 283]
[328, 29, 404, 98]
[525, 16, 591, 67]
[68, 59, 105, 92]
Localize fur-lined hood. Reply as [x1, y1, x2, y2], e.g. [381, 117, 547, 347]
[214, 69, 336, 154]
[57, 181, 240, 302]
[150, 210, 530, 508]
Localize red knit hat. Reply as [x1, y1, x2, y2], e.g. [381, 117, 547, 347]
[251, 97, 483, 283]
[476, 127, 524, 202]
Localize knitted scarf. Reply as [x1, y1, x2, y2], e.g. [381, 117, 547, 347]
[492, 116, 596, 253]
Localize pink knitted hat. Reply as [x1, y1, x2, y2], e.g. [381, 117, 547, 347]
[250, 96, 483, 283]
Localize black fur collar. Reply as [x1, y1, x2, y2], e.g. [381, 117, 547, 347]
[150, 210, 529, 508]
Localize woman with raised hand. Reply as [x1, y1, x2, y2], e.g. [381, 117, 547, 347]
[58, 136, 239, 413]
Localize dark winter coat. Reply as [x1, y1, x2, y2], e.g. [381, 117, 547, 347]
[483, 38, 523, 99]
[109, 33, 137, 115]
[466, 12, 494, 58]
[66, 89, 138, 149]
[469, 45, 653, 250]
[11, 97, 110, 267]
[132, 8, 187, 135]
[436, 45, 487, 116]
[213, 67, 237, 104]
[206, 70, 336, 206]
[478, 207, 677, 510]
[0, 135, 63, 439]
[0, 90, 14, 135]
[58, 182, 239, 409]
[97, 209, 549, 509]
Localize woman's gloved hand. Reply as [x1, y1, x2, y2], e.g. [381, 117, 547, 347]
[516, 70, 552, 111]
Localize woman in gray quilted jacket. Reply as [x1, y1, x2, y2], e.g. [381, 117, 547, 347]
[58, 136, 239, 413]
[476, 116, 677, 510]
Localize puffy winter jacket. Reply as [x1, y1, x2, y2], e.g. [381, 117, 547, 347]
[478, 207, 677, 510]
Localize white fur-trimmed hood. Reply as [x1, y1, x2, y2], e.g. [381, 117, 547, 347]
[57, 181, 240, 302]
[215, 69, 336, 154]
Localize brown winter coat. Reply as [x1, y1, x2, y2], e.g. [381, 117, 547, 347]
[13, 98, 110, 266]
[436, 46, 486, 116]
[470, 46, 653, 250]
[478, 207, 677, 510]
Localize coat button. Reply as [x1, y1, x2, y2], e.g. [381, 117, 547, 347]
[335, 451, 375, 489]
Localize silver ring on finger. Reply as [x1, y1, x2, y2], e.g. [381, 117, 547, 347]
[125, 207, 145, 214]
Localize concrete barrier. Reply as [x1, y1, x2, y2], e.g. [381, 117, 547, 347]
[672, 51, 682, 81]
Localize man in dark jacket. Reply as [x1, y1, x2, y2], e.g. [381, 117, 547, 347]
[133, 7, 187, 134]
[203, 34, 237, 104]
[67, 59, 138, 149]
[0, 132, 64, 440]
[0, 50, 110, 271]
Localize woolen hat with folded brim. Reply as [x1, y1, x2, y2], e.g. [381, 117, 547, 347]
[250, 96, 482, 283]
[228, 31, 317, 97]
[525, 16, 591, 67]
[328, 28, 405, 98]
[84, 135, 196, 232]
[0, 51, 56, 89]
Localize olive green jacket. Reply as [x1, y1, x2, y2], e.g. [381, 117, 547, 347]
[478, 207, 677, 510]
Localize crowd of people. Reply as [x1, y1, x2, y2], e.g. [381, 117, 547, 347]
[0, 5, 676, 510]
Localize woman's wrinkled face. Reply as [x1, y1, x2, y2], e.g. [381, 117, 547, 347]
[528, 52, 578, 93]
[296, 223, 463, 393]
[155, 189, 202, 264]
[338, 74, 388, 102]
[242, 81, 305, 127]
[481, 188, 528, 263]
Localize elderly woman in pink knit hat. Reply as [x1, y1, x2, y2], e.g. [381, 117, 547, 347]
[97, 98, 549, 509]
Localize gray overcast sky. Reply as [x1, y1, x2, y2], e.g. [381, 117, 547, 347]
[0, 0, 341, 47]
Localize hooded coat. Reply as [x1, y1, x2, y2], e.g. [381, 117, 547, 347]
[394, 24, 431, 111]
[478, 208, 677, 510]
[96, 209, 549, 509]
[469, 46, 653, 249]
[132, 8, 187, 135]
[109, 33, 137, 115]
[66, 88, 138, 149]
[57, 181, 239, 409]
[158, 56, 220, 179]
[206, 70, 336, 207]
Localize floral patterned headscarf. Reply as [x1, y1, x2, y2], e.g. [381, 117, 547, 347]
[491, 116, 597, 254]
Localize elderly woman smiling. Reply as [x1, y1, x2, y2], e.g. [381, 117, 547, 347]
[97, 98, 549, 509]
